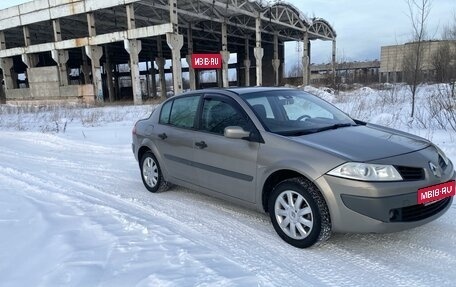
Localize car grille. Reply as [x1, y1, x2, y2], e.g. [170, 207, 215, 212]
[389, 197, 451, 222]
[395, 166, 425, 181]
[438, 154, 448, 170]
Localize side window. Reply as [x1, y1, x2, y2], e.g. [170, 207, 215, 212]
[169, 96, 200, 128]
[159, 100, 172, 124]
[201, 98, 250, 135]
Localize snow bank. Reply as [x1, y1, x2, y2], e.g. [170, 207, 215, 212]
[1, 84, 456, 286]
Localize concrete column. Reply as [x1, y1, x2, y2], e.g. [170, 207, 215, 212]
[52, 19, 69, 86]
[0, 31, 8, 101]
[216, 69, 222, 87]
[195, 69, 200, 88]
[332, 40, 336, 86]
[166, 0, 183, 95]
[0, 31, 4, 50]
[0, 31, 15, 92]
[156, 36, 166, 97]
[150, 55, 157, 97]
[145, 60, 150, 97]
[186, 23, 196, 90]
[51, 50, 69, 86]
[220, 20, 230, 88]
[166, 33, 183, 95]
[272, 32, 281, 86]
[126, 4, 135, 30]
[104, 45, 115, 102]
[87, 13, 96, 37]
[169, 0, 179, 34]
[244, 37, 250, 87]
[81, 47, 91, 84]
[83, 13, 96, 86]
[22, 26, 38, 68]
[307, 40, 312, 85]
[254, 16, 263, 86]
[21, 54, 38, 69]
[124, 4, 142, 104]
[0, 71, 5, 104]
[0, 58, 15, 90]
[124, 39, 143, 105]
[85, 45, 103, 102]
[302, 32, 309, 86]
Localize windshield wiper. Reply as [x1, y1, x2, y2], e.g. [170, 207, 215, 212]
[312, 123, 356, 133]
[281, 123, 356, 136]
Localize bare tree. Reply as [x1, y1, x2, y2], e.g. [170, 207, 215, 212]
[432, 41, 454, 83]
[287, 62, 303, 78]
[442, 12, 456, 40]
[403, 0, 432, 117]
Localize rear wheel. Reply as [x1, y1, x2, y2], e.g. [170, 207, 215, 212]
[268, 177, 331, 248]
[140, 151, 169, 193]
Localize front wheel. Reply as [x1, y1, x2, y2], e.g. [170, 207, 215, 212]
[140, 151, 169, 193]
[268, 177, 331, 248]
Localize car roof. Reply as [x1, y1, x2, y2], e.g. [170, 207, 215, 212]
[225, 86, 295, 95]
[181, 86, 296, 97]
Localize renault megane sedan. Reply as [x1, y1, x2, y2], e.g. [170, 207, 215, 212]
[132, 87, 455, 248]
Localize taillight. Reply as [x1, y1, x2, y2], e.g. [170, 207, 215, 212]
[132, 123, 137, 135]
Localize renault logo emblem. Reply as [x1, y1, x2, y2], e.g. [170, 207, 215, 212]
[429, 162, 442, 178]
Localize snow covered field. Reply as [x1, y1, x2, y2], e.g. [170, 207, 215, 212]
[1, 85, 456, 286]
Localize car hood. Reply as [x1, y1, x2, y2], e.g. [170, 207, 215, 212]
[290, 124, 431, 162]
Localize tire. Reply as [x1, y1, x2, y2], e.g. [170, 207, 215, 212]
[139, 151, 169, 193]
[268, 177, 331, 248]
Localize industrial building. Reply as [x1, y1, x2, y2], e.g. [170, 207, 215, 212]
[0, 0, 337, 104]
[380, 40, 456, 83]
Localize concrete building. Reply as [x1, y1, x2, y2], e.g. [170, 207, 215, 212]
[0, 0, 336, 104]
[380, 40, 456, 83]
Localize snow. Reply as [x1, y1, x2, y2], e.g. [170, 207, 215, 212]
[1, 84, 456, 286]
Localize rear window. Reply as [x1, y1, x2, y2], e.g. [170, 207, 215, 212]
[168, 96, 200, 129]
[159, 101, 172, 124]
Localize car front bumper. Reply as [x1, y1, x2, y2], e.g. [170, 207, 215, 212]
[315, 155, 455, 234]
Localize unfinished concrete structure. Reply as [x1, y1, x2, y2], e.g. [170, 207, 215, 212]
[380, 40, 456, 83]
[0, 0, 336, 104]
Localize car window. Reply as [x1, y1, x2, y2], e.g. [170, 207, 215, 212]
[159, 101, 172, 124]
[246, 97, 274, 119]
[201, 98, 249, 135]
[282, 96, 333, 120]
[169, 96, 200, 128]
[244, 90, 355, 135]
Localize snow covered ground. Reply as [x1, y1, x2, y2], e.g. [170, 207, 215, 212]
[1, 84, 456, 286]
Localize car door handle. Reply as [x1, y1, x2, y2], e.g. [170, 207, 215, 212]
[195, 141, 208, 149]
[158, 133, 167, 140]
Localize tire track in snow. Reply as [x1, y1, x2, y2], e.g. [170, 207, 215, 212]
[0, 169, 265, 287]
[1, 132, 456, 286]
[0, 163, 445, 287]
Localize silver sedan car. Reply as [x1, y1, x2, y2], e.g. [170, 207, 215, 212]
[132, 87, 455, 248]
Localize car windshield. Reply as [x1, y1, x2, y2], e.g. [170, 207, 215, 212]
[243, 90, 356, 136]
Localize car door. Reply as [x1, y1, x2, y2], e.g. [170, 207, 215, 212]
[154, 94, 201, 184]
[193, 94, 260, 203]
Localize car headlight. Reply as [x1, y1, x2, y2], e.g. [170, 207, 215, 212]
[327, 162, 403, 181]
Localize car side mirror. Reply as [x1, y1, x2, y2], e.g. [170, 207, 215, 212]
[224, 126, 251, 140]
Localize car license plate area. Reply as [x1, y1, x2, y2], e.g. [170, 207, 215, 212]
[418, 180, 455, 204]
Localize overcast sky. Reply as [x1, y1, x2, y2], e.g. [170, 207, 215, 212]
[1, 0, 455, 65]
